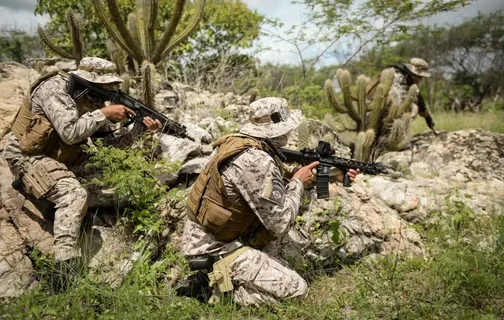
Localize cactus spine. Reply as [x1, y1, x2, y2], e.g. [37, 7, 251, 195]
[38, 9, 84, 65]
[324, 67, 417, 161]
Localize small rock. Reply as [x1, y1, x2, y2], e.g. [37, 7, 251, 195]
[54, 60, 77, 71]
[180, 157, 208, 175]
[201, 144, 214, 155]
[159, 134, 201, 163]
[182, 122, 213, 144]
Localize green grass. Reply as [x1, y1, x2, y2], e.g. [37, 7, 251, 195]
[412, 111, 504, 135]
[1, 194, 503, 319]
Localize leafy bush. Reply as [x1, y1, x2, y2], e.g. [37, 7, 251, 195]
[83, 137, 180, 235]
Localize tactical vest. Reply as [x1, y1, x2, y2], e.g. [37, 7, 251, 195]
[11, 71, 87, 167]
[186, 135, 275, 250]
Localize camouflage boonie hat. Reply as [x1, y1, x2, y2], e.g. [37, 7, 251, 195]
[405, 58, 431, 78]
[239, 97, 302, 139]
[69, 57, 123, 84]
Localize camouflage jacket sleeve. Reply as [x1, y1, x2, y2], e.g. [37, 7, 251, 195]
[31, 76, 109, 145]
[222, 148, 304, 238]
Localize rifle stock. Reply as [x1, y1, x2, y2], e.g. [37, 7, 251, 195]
[67, 73, 193, 141]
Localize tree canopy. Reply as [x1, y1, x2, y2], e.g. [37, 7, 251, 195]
[35, 0, 264, 62]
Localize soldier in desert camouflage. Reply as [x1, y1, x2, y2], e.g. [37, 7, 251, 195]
[372, 57, 436, 133]
[2, 57, 161, 278]
[182, 97, 360, 307]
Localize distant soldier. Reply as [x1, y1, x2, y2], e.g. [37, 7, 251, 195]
[181, 97, 360, 306]
[370, 58, 436, 134]
[2, 57, 160, 279]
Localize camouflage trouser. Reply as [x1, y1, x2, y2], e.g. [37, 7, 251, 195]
[45, 174, 88, 261]
[9, 155, 88, 262]
[229, 248, 308, 307]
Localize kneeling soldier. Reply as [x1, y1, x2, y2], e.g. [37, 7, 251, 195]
[182, 97, 359, 306]
[2, 57, 160, 282]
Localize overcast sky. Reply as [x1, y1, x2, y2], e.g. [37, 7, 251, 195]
[1, 0, 503, 65]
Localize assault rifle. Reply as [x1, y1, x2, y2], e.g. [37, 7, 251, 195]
[67, 73, 193, 140]
[267, 140, 388, 199]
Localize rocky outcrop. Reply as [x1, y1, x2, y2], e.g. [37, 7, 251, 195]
[375, 130, 504, 220]
[1, 61, 503, 298]
[280, 129, 504, 272]
[0, 218, 36, 297]
[0, 63, 40, 138]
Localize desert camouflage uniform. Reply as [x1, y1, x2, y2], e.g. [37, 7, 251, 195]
[2, 73, 112, 262]
[388, 72, 420, 118]
[182, 146, 308, 307]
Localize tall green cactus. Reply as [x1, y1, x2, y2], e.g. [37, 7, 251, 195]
[38, 9, 84, 66]
[91, 0, 205, 66]
[139, 62, 156, 108]
[90, 0, 206, 106]
[324, 68, 418, 161]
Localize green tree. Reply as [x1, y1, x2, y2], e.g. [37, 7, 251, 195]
[347, 11, 504, 111]
[263, 0, 470, 106]
[0, 28, 45, 63]
[35, 0, 263, 64]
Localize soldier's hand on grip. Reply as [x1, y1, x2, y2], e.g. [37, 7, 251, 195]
[143, 117, 162, 132]
[292, 161, 319, 186]
[100, 104, 135, 122]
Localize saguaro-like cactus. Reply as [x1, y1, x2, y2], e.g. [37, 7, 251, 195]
[324, 68, 418, 161]
[38, 9, 84, 65]
[90, 0, 205, 106]
[91, 0, 205, 66]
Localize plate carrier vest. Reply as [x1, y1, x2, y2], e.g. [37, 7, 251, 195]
[186, 134, 277, 250]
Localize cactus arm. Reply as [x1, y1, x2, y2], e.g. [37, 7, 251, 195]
[127, 13, 141, 48]
[355, 129, 375, 161]
[121, 73, 131, 94]
[297, 120, 310, 150]
[384, 114, 411, 150]
[67, 9, 83, 65]
[90, 0, 142, 62]
[368, 84, 386, 130]
[401, 84, 419, 115]
[337, 69, 361, 125]
[107, 39, 127, 74]
[380, 68, 395, 94]
[105, 0, 145, 62]
[159, 0, 206, 63]
[324, 79, 348, 113]
[37, 26, 74, 59]
[139, 62, 156, 107]
[151, 0, 186, 64]
[385, 84, 419, 123]
[356, 75, 369, 131]
[136, 0, 159, 58]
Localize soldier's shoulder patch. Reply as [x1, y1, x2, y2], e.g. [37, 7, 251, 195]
[260, 176, 285, 206]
